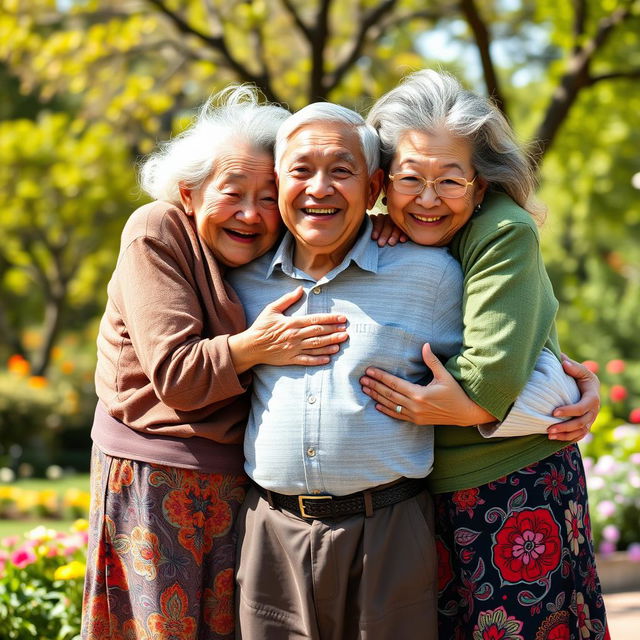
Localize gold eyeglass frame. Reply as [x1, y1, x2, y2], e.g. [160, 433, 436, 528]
[388, 173, 477, 199]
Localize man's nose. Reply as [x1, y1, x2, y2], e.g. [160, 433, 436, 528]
[306, 172, 334, 197]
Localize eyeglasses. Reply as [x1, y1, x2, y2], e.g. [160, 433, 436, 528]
[388, 173, 477, 199]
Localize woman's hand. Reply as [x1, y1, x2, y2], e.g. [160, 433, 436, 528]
[370, 213, 408, 247]
[547, 354, 601, 442]
[229, 286, 349, 373]
[360, 343, 496, 426]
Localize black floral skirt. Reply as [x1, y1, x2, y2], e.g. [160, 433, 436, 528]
[434, 444, 610, 640]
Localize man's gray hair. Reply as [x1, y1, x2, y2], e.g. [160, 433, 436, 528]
[367, 69, 542, 218]
[274, 102, 380, 176]
[139, 85, 291, 206]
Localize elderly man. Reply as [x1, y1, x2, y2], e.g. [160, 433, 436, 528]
[227, 103, 462, 639]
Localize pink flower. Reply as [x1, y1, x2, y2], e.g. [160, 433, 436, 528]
[629, 408, 640, 424]
[582, 360, 599, 374]
[597, 500, 616, 518]
[599, 540, 616, 556]
[609, 385, 628, 402]
[10, 546, 37, 569]
[602, 525, 620, 542]
[627, 543, 640, 562]
[606, 359, 625, 374]
[1, 536, 19, 549]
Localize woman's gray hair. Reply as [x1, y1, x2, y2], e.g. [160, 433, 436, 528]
[367, 69, 543, 219]
[274, 102, 380, 176]
[139, 85, 291, 206]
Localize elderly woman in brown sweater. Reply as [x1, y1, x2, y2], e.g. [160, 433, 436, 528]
[81, 87, 349, 640]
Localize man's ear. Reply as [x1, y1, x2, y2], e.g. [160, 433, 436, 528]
[367, 168, 385, 209]
[178, 184, 193, 215]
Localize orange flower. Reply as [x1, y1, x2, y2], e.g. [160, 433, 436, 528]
[7, 354, 30, 376]
[60, 361, 75, 374]
[28, 376, 48, 388]
[147, 583, 196, 638]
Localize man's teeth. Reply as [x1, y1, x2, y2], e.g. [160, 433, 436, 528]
[303, 208, 338, 215]
[412, 214, 442, 223]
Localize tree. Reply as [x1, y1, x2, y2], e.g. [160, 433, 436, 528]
[0, 114, 140, 374]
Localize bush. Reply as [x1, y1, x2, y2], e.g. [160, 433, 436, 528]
[0, 521, 88, 639]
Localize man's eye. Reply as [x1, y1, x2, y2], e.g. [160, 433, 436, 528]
[290, 166, 309, 175]
[333, 167, 353, 176]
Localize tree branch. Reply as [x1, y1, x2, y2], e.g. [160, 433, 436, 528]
[532, 5, 636, 167]
[325, 0, 399, 95]
[145, 0, 280, 102]
[280, 0, 312, 41]
[572, 0, 588, 52]
[459, 0, 508, 117]
[589, 69, 640, 84]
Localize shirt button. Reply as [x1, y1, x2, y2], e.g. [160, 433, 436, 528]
[306, 447, 316, 458]
[312, 286, 322, 295]
[308, 395, 317, 404]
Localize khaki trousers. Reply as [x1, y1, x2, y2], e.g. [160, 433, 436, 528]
[235, 485, 437, 640]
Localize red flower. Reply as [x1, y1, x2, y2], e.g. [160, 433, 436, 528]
[581, 360, 599, 374]
[609, 385, 628, 402]
[493, 508, 561, 583]
[535, 611, 570, 640]
[436, 538, 454, 593]
[629, 408, 640, 424]
[452, 487, 485, 517]
[535, 467, 568, 501]
[605, 359, 625, 374]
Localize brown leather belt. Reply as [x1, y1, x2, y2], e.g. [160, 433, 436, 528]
[255, 477, 426, 520]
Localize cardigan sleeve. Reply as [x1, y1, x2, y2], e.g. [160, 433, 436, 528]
[446, 218, 559, 420]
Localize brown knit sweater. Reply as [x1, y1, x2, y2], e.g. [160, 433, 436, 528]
[91, 201, 251, 473]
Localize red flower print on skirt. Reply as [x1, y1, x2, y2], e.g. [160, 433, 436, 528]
[493, 507, 561, 583]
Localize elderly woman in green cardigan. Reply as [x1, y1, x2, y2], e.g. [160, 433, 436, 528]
[361, 70, 609, 640]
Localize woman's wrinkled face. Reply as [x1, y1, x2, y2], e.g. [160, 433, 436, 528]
[385, 129, 487, 247]
[179, 144, 282, 267]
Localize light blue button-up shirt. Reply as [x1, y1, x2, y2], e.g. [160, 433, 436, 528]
[227, 218, 463, 495]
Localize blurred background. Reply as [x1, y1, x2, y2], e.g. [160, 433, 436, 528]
[0, 0, 639, 635]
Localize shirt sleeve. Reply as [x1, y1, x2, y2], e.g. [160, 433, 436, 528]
[446, 221, 559, 420]
[115, 234, 248, 410]
[477, 348, 580, 437]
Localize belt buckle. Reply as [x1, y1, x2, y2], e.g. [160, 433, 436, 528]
[298, 494, 332, 519]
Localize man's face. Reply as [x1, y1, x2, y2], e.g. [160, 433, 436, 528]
[277, 120, 382, 269]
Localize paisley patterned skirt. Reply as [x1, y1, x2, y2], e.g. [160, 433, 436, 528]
[81, 446, 247, 640]
[434, 444, 610, 640]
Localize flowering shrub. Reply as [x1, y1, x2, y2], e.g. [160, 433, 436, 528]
[0, 520, 88, 639]
[577, 357, 640, 559]
[583, 451, 640, 557]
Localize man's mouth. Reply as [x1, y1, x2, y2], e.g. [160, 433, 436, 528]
[302, 208, 339, 216]
[410, 213, 443, 223]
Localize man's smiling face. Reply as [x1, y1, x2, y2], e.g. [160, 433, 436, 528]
[277, 120, 382, 271]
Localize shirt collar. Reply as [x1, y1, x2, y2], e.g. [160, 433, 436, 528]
[266, 216, 379, 282]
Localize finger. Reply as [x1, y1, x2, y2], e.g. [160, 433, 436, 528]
[553, 397, 599, 418]
[289, 313, 348, 328]
[374, 402, 411, 421]
[421, 343, 449, 381]
[292, 354, 332, 366]
[360, 378, 410, 410]
[547, 414, 591, 440]
[301, 344, 342, 356]
[296, 325, 348, 341]
[301, 332, 348, 349]
[361, 368, 414, 396]
[370, 213, 385, 240]
[549, 428, 588, 442]
[268, 286, 304, 313]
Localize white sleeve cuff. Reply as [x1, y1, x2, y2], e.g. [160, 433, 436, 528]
[478, 348, 581, 438]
